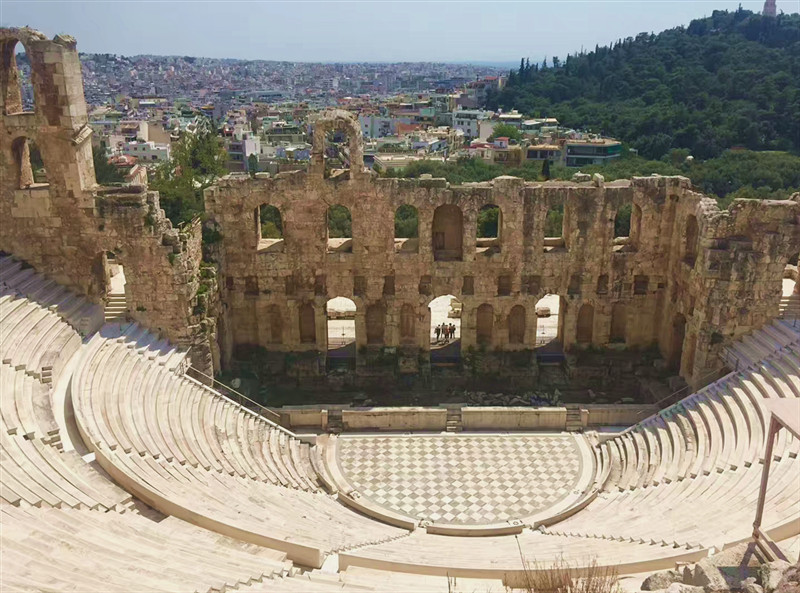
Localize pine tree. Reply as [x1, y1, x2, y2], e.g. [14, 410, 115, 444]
[542, 158, 551, 180]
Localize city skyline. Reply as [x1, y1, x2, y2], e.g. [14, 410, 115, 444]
[1, 0, 793, 63]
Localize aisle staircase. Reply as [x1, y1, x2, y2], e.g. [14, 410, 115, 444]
[104, 292, 127, 322]
[779, 292, 800, 319]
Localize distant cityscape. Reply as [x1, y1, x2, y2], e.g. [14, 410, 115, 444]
[16, 49, 623, 183]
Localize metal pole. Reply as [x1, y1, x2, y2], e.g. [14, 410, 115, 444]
[753, 416, 779, 537]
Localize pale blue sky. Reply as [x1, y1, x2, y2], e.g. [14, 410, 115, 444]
[0, 1, 792, 63]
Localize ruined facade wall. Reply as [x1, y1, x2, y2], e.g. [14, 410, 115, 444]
[0, 28, 212, 372]
[207, 116, 800, 387]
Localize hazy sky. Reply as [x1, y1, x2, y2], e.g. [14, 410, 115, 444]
[0, 1, 792, 63]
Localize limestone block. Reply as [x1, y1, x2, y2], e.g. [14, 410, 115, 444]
[643, 569, 684, 590]
[760, 560, 792, 593]
[686, 559, 731, 592]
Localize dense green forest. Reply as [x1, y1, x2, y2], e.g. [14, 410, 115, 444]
[487, 9, 800, 160]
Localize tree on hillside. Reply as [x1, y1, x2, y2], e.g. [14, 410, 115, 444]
[542, 158, 551, 180]
[92, 145, 124, 185]
[150, 119, 227, 225]
[489, 10, 800, 160]
[488, 123, 522, 142]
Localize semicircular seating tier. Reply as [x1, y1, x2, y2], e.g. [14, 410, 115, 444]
[2, 254, 799, 590]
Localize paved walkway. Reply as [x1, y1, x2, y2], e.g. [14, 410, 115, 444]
[336, 434, 589, 525]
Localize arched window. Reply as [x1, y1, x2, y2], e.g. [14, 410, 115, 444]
[299, 303, 316, 344]
[268, 305, 283, 344]
[631, 203, 643, 245]
[366, 303, 385, 345]
[684, 215, 698, 266]
[11, 136, 33, 188]
[610, 303, 627, 343]
[400, 304, 416, 342]
[327, 204, 352, 253]
[576, 304, 594, 344]
[2, 39, 34, 115]
[476, 303, 494, 345]
[394, 204, 418, 253]
[614, 203, 632, 238]
[432, 204, 463, 261]
[508, 305, 526, 344]
[477, 204, 501, 254]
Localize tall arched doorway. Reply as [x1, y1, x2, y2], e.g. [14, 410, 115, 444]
[326, 297, 356, 370]
[576, 304, 594, 345]
[508, 305, 526, 345]
[429, 295, 461, 364]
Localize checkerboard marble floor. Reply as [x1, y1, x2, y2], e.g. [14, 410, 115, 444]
[336, 434, 587, 525]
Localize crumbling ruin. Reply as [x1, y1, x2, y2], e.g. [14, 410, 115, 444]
[3, 27, 799, 390]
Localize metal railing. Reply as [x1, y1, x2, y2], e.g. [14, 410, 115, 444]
[185, 365, 285, 428]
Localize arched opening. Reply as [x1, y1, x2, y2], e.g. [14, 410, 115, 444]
[11, 136, 45, 189]
[476, 204, 501, 254]
[400, 303, 416, 344]
[784, 252, 799, 299]
[365, 303, 385, 345]
[610, 303, 627, 344]
[299, 302, 317, 344]
[543, 204, 565, 252]
[432, 204, 463, 261]
[326, 297, 355, 369]
[670, 313, 686, 371]
[256, 204, 284, 251]
[2, 40, 33, 115]
[631, 203, 642, 246]
[323, 128, 351, 179]
[268, 304, 283, 344]
[327, 205, 352, 253]
[508, 305, 526, 344]
[684, 215, 698, 266]
[534, 294, 562, 348]
[394, 204, 419, 253]
[614, 203, 631, 238]
[429, 295, 461, 364]
[476, 304, 494, 346]
[576, 304, 594, 345]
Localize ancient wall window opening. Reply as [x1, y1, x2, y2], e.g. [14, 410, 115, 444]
[323, 129, 351, 180]
[11, 136, 46, 189]
[576, 303, 594, 345]
[476, 204, 501, 255]
[497, 275, 512, 297]
[543, 204, 565, 252]
[784, 252, 799, 297]
[327, 204, 352, 253]
[429, 295, 461, 364]
[326, 297, 355, 369]
[432, 204, 463, 262]
[610, 303, 628, 344]
[684, 214, 699, 266]
[2, 40, 34, 115]
[256, 204, 284, 252]
[535, 294, 562, 348]
[394, 204, 419, 254]
[613, 203, 636, 252]
[508, 305, 526, 345]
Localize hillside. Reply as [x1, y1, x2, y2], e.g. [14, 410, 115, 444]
[487, 9, 800, 159]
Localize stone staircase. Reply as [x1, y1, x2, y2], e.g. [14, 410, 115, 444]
[779, 293, 800, 319]
[565, 406, 583, 432]
[104, 292, 128, 322]
[445, 407, 462, 433]
[327, 409, 343, 434]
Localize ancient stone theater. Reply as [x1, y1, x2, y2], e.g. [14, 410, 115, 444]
[1, 27, 798, 591]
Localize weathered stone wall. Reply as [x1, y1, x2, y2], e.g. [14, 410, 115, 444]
[207, 111, 800, 388]
[0, 28, 212, 372]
